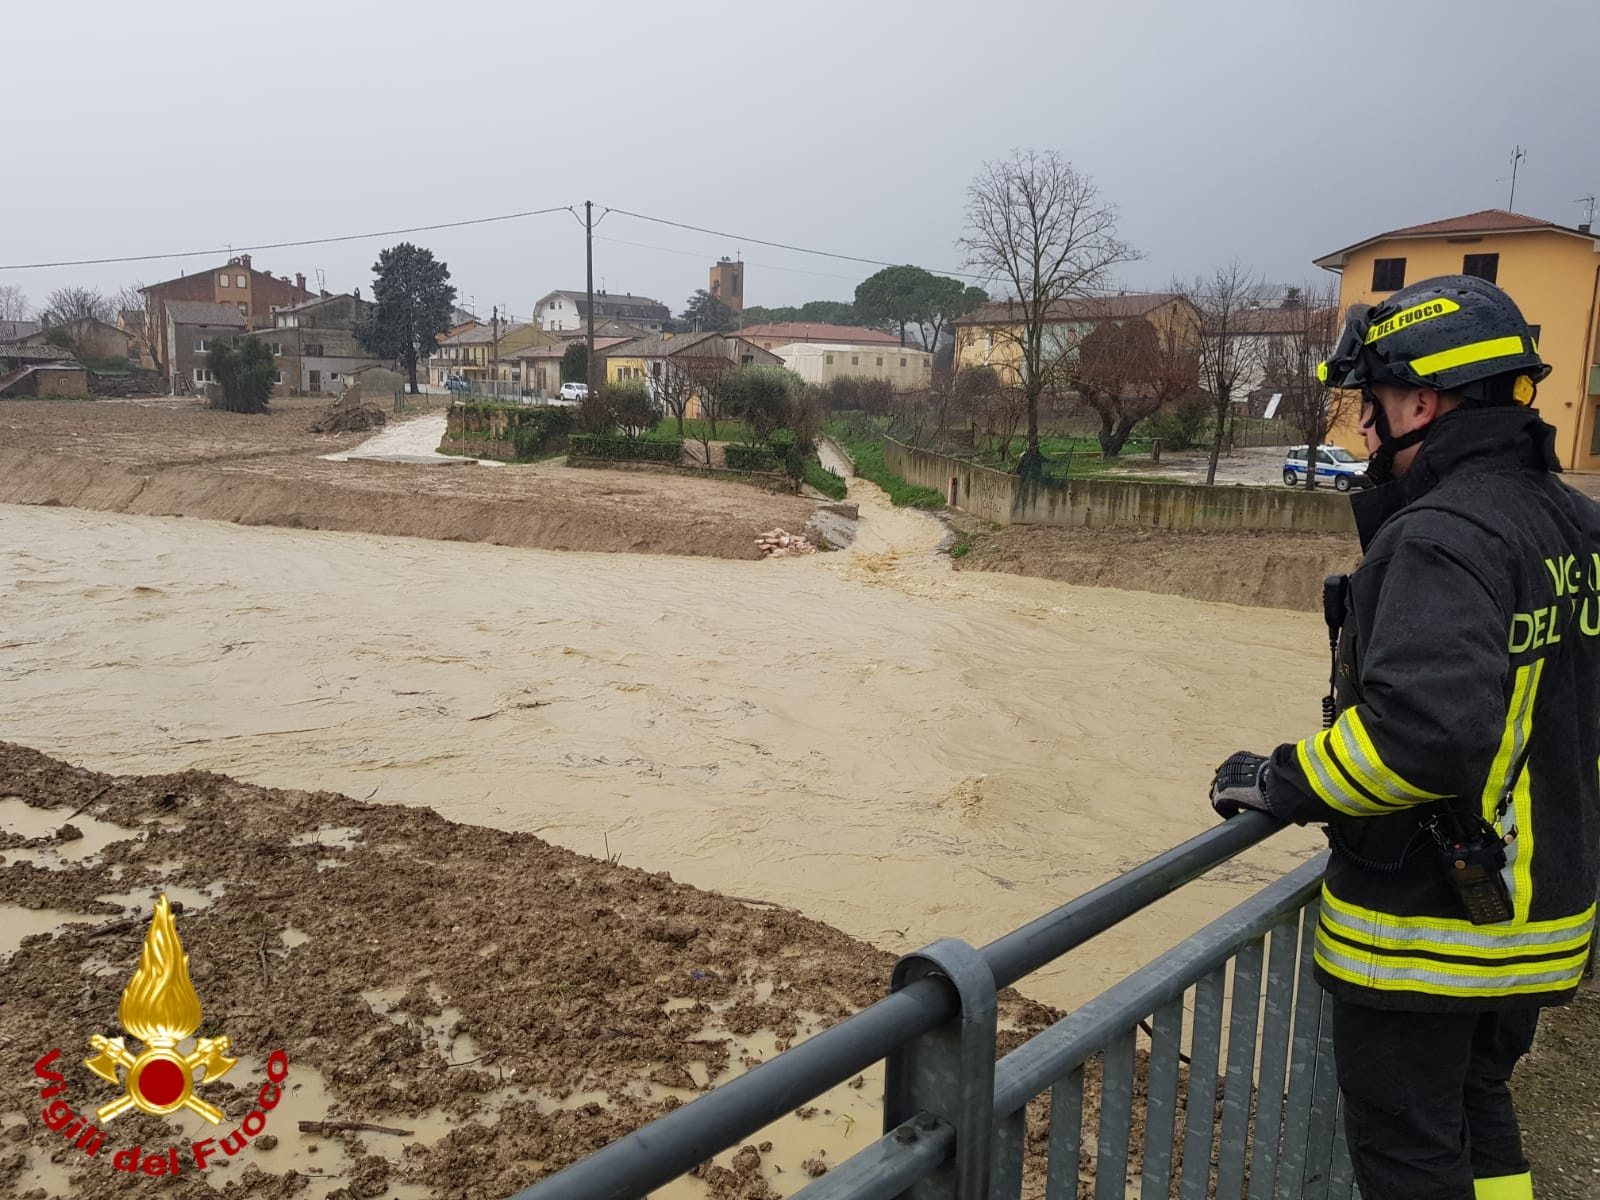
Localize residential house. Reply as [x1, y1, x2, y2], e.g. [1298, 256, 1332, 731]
[533, 290, 670, 334]
[162, 301, 248, 396]
[0, 320, 42, 343]
[737, 322, 900, 351]
[1313, 208, 1600, 469]
[490, 324, 561, 385]
[270, 292, 381, 394]
[551, 318, 657, 341]
[502, 337, 634, 396]
[141, 255, 311, 375]
[601, 331, 782, 417]
[117, 309, 156, 369]
[777, 342, 932, 390]
[12, 317, 137, 366]
[1214, 304, 1340, 416]
[0, 344, 87, 398]
[426, 320, 562, 389]
[952, 293, 1201, 385]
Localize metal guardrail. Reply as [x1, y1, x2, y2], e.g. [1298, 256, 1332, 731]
[510, 813, 1355, 1200]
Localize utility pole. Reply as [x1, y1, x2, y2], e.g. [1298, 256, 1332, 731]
[1508, 145, 1526, 211]
[585, 200, 597, 396]
[491, 304, 500, 397]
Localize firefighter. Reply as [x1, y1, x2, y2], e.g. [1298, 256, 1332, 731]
[1208, 274, 1600, 1200]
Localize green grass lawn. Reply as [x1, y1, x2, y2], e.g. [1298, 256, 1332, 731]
[824, 420, 944, 509]
[646, 418, 751, 444]
[803, 458, 848, 500]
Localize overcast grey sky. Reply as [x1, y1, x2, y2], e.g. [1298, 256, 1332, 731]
[4, 0, 1597, 321]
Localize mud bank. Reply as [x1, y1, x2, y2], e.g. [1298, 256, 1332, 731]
[952, 522, 1361, 613]
[0, 743, 1059, 1200]
[0, 447, 813, 560]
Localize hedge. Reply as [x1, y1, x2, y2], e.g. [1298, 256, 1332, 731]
[445, 402, 574, 460]
[723, 444, 783, 473]
[568, 434, 683, 463]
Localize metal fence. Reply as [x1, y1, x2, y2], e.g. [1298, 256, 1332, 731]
[511, 813, 1357, 1200]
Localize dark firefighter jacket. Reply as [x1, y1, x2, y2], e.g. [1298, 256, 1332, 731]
[1265, 406, 1600, 1011]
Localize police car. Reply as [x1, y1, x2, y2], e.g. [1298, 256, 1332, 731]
[1283, 444, 1369, 491]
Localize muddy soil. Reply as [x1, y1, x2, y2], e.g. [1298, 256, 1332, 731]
[951, 521, 1360, 613]
[0, 398, 814, 561]
[0, 742, 1056, 1199]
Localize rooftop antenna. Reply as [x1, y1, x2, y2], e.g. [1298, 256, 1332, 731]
[1577, 195, 1597, 232]
[314, 268, 326, 293]
[1507, 145, 1526, 211]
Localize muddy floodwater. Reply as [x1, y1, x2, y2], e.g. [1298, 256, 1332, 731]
[0, 493, 1325, 1009]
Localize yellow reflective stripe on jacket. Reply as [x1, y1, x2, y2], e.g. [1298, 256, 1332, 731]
[1321, 887, 1596, 956]
[1294, 708, 1446, 817]
[1481, 661, 1542, 822]
[1408, 335, 1528, 379]
[1315, 931, 1591, 997]
[1481, 660, 1545, 921]
[1473, 1171, 1534, 1200]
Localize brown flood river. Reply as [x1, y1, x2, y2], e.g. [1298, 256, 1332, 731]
[0, 485, 1324, 1011]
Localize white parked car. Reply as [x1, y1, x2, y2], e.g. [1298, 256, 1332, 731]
[558, 382, 589, 402]
[1283, 444, 1369, 492]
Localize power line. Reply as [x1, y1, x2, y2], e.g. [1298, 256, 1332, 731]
[602, 205, 1324, 304]
[593, 234, 865, 284]
[3, 196, 1328, 307]
[602, 206, 988, 283]
[0, 205, 576, 271]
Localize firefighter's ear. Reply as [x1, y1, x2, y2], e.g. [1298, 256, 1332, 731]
[1410, 386, 1451, 425]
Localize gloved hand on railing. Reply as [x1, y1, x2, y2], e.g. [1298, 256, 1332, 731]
[1209, 751, 1282, 821]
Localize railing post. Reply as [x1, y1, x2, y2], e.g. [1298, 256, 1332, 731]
[882, 938, 997, 1200]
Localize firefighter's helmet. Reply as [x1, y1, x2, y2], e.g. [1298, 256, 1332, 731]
[1318, 274, 1549, 404]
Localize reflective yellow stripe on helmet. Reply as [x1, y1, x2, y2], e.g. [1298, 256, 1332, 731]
[1407, 335, 1528, 380]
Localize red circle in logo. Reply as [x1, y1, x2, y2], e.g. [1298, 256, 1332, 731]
[135, 1058, 187, 1107]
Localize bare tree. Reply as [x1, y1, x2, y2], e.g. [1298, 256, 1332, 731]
[960, 149, 1140, 475]
[1073, 320, 1159, 456]
[1268, 283, 1355, 490]
[1183, 263, 1269, 485]
[1070, 305, 1200, 457]
[979, 384, 1030, 465]
[112, 282, 146, 321]
[0, 285, 29, 322]
[41, 286, 114, 327]
[677, 355, 733, 465]
[650, 359, 696, 438]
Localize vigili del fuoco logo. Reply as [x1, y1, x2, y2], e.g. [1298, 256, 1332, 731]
[32, 894, 291, 1176]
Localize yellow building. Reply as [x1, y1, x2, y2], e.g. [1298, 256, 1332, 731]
[952, 293, 1200, 384]
[1313, 209, 1600, 470]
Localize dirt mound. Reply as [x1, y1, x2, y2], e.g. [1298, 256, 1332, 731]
[954, 522, 1360, 612]
[308, 402, 387, 434]
[0, 742, 1055, 1198]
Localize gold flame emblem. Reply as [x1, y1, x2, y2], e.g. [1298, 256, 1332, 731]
[83, 895, 236, 1123]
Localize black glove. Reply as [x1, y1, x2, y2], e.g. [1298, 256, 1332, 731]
[1210, 751, 1279, 820]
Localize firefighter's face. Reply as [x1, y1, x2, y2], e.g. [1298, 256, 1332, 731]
[1362, 384, 1445, 476]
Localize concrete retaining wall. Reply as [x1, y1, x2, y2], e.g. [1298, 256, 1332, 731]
[882, 437, 1357, 534]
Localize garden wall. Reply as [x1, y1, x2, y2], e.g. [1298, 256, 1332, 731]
[882, 437, 1357, 534]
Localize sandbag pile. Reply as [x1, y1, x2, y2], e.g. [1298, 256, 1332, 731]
[755, 528, 816, 558]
